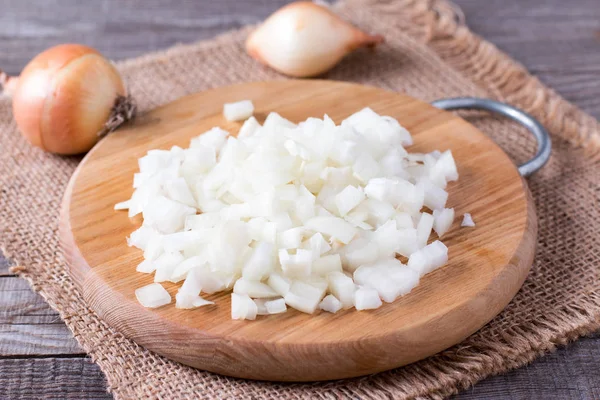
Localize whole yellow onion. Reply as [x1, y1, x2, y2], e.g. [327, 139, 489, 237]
[3, 44, 134, 155]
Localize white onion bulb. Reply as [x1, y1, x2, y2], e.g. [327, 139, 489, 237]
[246, 2, 384, 78]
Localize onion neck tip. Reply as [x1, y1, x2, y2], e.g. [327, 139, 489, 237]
[0, 69, 18, 98]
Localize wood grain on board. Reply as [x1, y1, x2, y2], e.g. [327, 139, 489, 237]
[1, 0, 599, 397]
[60, 80, 536, 381]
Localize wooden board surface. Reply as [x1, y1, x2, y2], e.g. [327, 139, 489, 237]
[59, 80, 536, 381]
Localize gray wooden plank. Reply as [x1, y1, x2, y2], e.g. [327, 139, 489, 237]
[0, 0, 293, 75]
[453, 333, 600, 400]
[0, 324, 83, 357]
[0, 334, 599, 400]
[0, 255, 11, 276]
[0, 277, 59, 325]
[0, 277, 83, 356]
[0, 357, 112, 400]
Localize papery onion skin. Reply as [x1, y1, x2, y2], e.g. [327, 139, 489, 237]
[12, 44, 126, 155]
[246, 2, 384, 78]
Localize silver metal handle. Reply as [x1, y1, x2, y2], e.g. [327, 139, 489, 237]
[431, 97, 551, 177]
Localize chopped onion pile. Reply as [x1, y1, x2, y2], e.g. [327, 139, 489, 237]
[117, 106, 461, 320]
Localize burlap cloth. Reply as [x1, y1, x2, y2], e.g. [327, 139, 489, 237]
[1, 0, 599, 398]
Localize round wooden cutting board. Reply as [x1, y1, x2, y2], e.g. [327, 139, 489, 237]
[60, 80, 536, 381]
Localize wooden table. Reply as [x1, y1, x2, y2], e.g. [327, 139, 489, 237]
[1, 1, 599, 398]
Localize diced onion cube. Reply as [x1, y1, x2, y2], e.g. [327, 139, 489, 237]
[165, 177, 196, 208]
[142, 195, 196, 234]
[306, 232, 331, 257]
[136, 259, 156, 274]
[416, 212, 434, 248]
[312, 254, 343, 276]
[278, 227, 306, 249]
[135, 283, 171, 308]
[279, 249, 313, 277]
[176, 292, 214, 309]
[344, 241, 379, 271]
[153, 252, 184, 282]
[433, 208, 455, 237]
[268, 273, 292, 296]
[254, 299, 269, 315]
[284, 280, 326, 314]
[327, 271, 356, 309]
[319, 294, 343, 313]
[242, 241, 275, 280]
[430, 150, 458, 186]
[231, 293, 258, 320]
[233, 278, 279, 298]
[335, 185, 365, 216]
[305, 216, 358, 244]
[462, 213, 476, 227]
[114, 200, 130, 210]
[407, 240, 448, 277]
[265, 298, 287, 314]
[418, 180, 448, 210]
[223, 100, 254, 121]
[128, 226, 159, 250]
[238, 116, 260, 138]
[190, 127, 229, 152]
[354, 287, 382, 310]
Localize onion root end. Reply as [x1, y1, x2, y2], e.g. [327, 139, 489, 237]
[100, 94, 137, 137]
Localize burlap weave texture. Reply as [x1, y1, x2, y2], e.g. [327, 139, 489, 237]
[1, 0, 599, 398]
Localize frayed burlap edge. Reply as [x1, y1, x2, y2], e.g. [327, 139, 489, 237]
[3, 0, 599, 399]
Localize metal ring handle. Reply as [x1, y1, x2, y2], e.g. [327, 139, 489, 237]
[431, 97, 551, 177]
